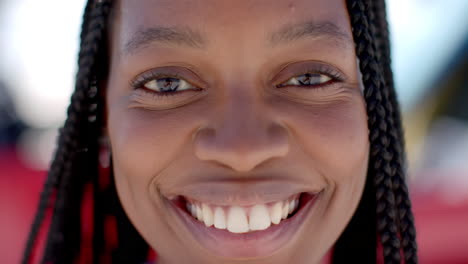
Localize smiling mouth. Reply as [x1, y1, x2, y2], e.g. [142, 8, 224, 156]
[167, 192, 319, 258]
[181, 193, 302, 233]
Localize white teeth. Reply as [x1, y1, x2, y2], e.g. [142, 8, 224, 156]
[186, 196, 300, 233]
[213, 207, 227, 229]
[187, 203, 197, 218]
[288, 200, 295, 214]
[202, 204, 214, 227]
[196, 204, 203, 221]
[249, 204, 271, 231]
[227, 206, 249, 233]
[270, 202, 282, 225]
[281, 202, 289, 219]
[293, 199, 299, 211]
[191, 204, 197, 217]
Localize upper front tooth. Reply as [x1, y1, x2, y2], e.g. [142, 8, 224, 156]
[270, 202, 282, 225]
[202, 204, 214, 227]
[227, 206, 249, 233]
[213, 207, 227, 229]
[249, 204, 271, 231]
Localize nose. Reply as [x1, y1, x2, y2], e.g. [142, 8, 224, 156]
[193, 96, 290, 172]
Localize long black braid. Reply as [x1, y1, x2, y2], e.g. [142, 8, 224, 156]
[22, 0, 418, 263]
[369, 1, 418, 263]
[21, 0, 103, 261]
[348, 0, 401, 262]
[338, 0, 418, 263]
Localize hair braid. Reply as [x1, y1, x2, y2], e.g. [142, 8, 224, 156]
[80, 0, 95, 43]
[22, 1, 112, 263]
[22, 62, 98, 262]
[371, 2, 418, 263]
[21, 28, 96, 264]
[368, 1, 418, 263]
[43, 0, 112, 261]
[346, 0, 403, 263]
[368, 0, 405, 169]
[21, 152, 63, 264]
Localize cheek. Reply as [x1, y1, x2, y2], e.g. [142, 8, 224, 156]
[106, 104, 204, 248]
[284, 99, 369, 179]
[108, 108, 200, 179]
[297, 101, 369, 204]
[279, 96, 370, 252]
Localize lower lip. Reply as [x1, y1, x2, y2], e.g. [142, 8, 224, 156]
[167, 193, 320, 259]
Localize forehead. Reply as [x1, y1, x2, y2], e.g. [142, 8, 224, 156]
[111, 0, 353, 54]
[115, 0, 351, 25]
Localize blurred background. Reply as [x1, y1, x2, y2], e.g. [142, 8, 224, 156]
[0, 0, 467, 263]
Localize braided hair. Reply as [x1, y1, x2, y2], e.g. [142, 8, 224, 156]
[22, 0, 418, 263]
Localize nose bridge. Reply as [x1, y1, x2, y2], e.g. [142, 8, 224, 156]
[223, 90, 262, 139]
[193, 91, 290, 172]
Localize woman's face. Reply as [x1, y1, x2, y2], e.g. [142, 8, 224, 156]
[105, 0, 369, 263]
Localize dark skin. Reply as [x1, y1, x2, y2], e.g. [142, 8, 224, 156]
[105, 0, 369, 263]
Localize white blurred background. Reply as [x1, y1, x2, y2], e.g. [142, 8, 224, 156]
[0, 0, 467, 263]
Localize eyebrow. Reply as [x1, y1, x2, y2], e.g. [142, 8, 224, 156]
[123, 26, 206, 55]
[268, 21, 353, 48]
[123, 21, 352, 56]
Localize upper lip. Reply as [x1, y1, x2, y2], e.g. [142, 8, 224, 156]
[164, 178, 322, 206]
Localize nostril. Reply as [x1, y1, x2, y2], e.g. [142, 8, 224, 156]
[194, 141, 289, 172]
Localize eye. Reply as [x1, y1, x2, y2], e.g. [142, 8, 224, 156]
[130, 67, 204, 98]
[143, 77, 197, 93]
[277, 73, 333, 88]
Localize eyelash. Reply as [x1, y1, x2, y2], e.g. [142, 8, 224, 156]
[130, 66, 344, 98]
[276, 65, 344, 89]
[130, 71, 199, 97]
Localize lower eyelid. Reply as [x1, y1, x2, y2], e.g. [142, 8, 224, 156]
[128, 91, 189, 110]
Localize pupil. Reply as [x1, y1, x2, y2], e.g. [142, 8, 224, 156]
[298, 74, 311, 85]
[298, 73, 320, 85]
[158, 78, 180, 92]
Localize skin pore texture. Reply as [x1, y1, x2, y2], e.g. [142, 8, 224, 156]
[105, 0, 370, 263]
